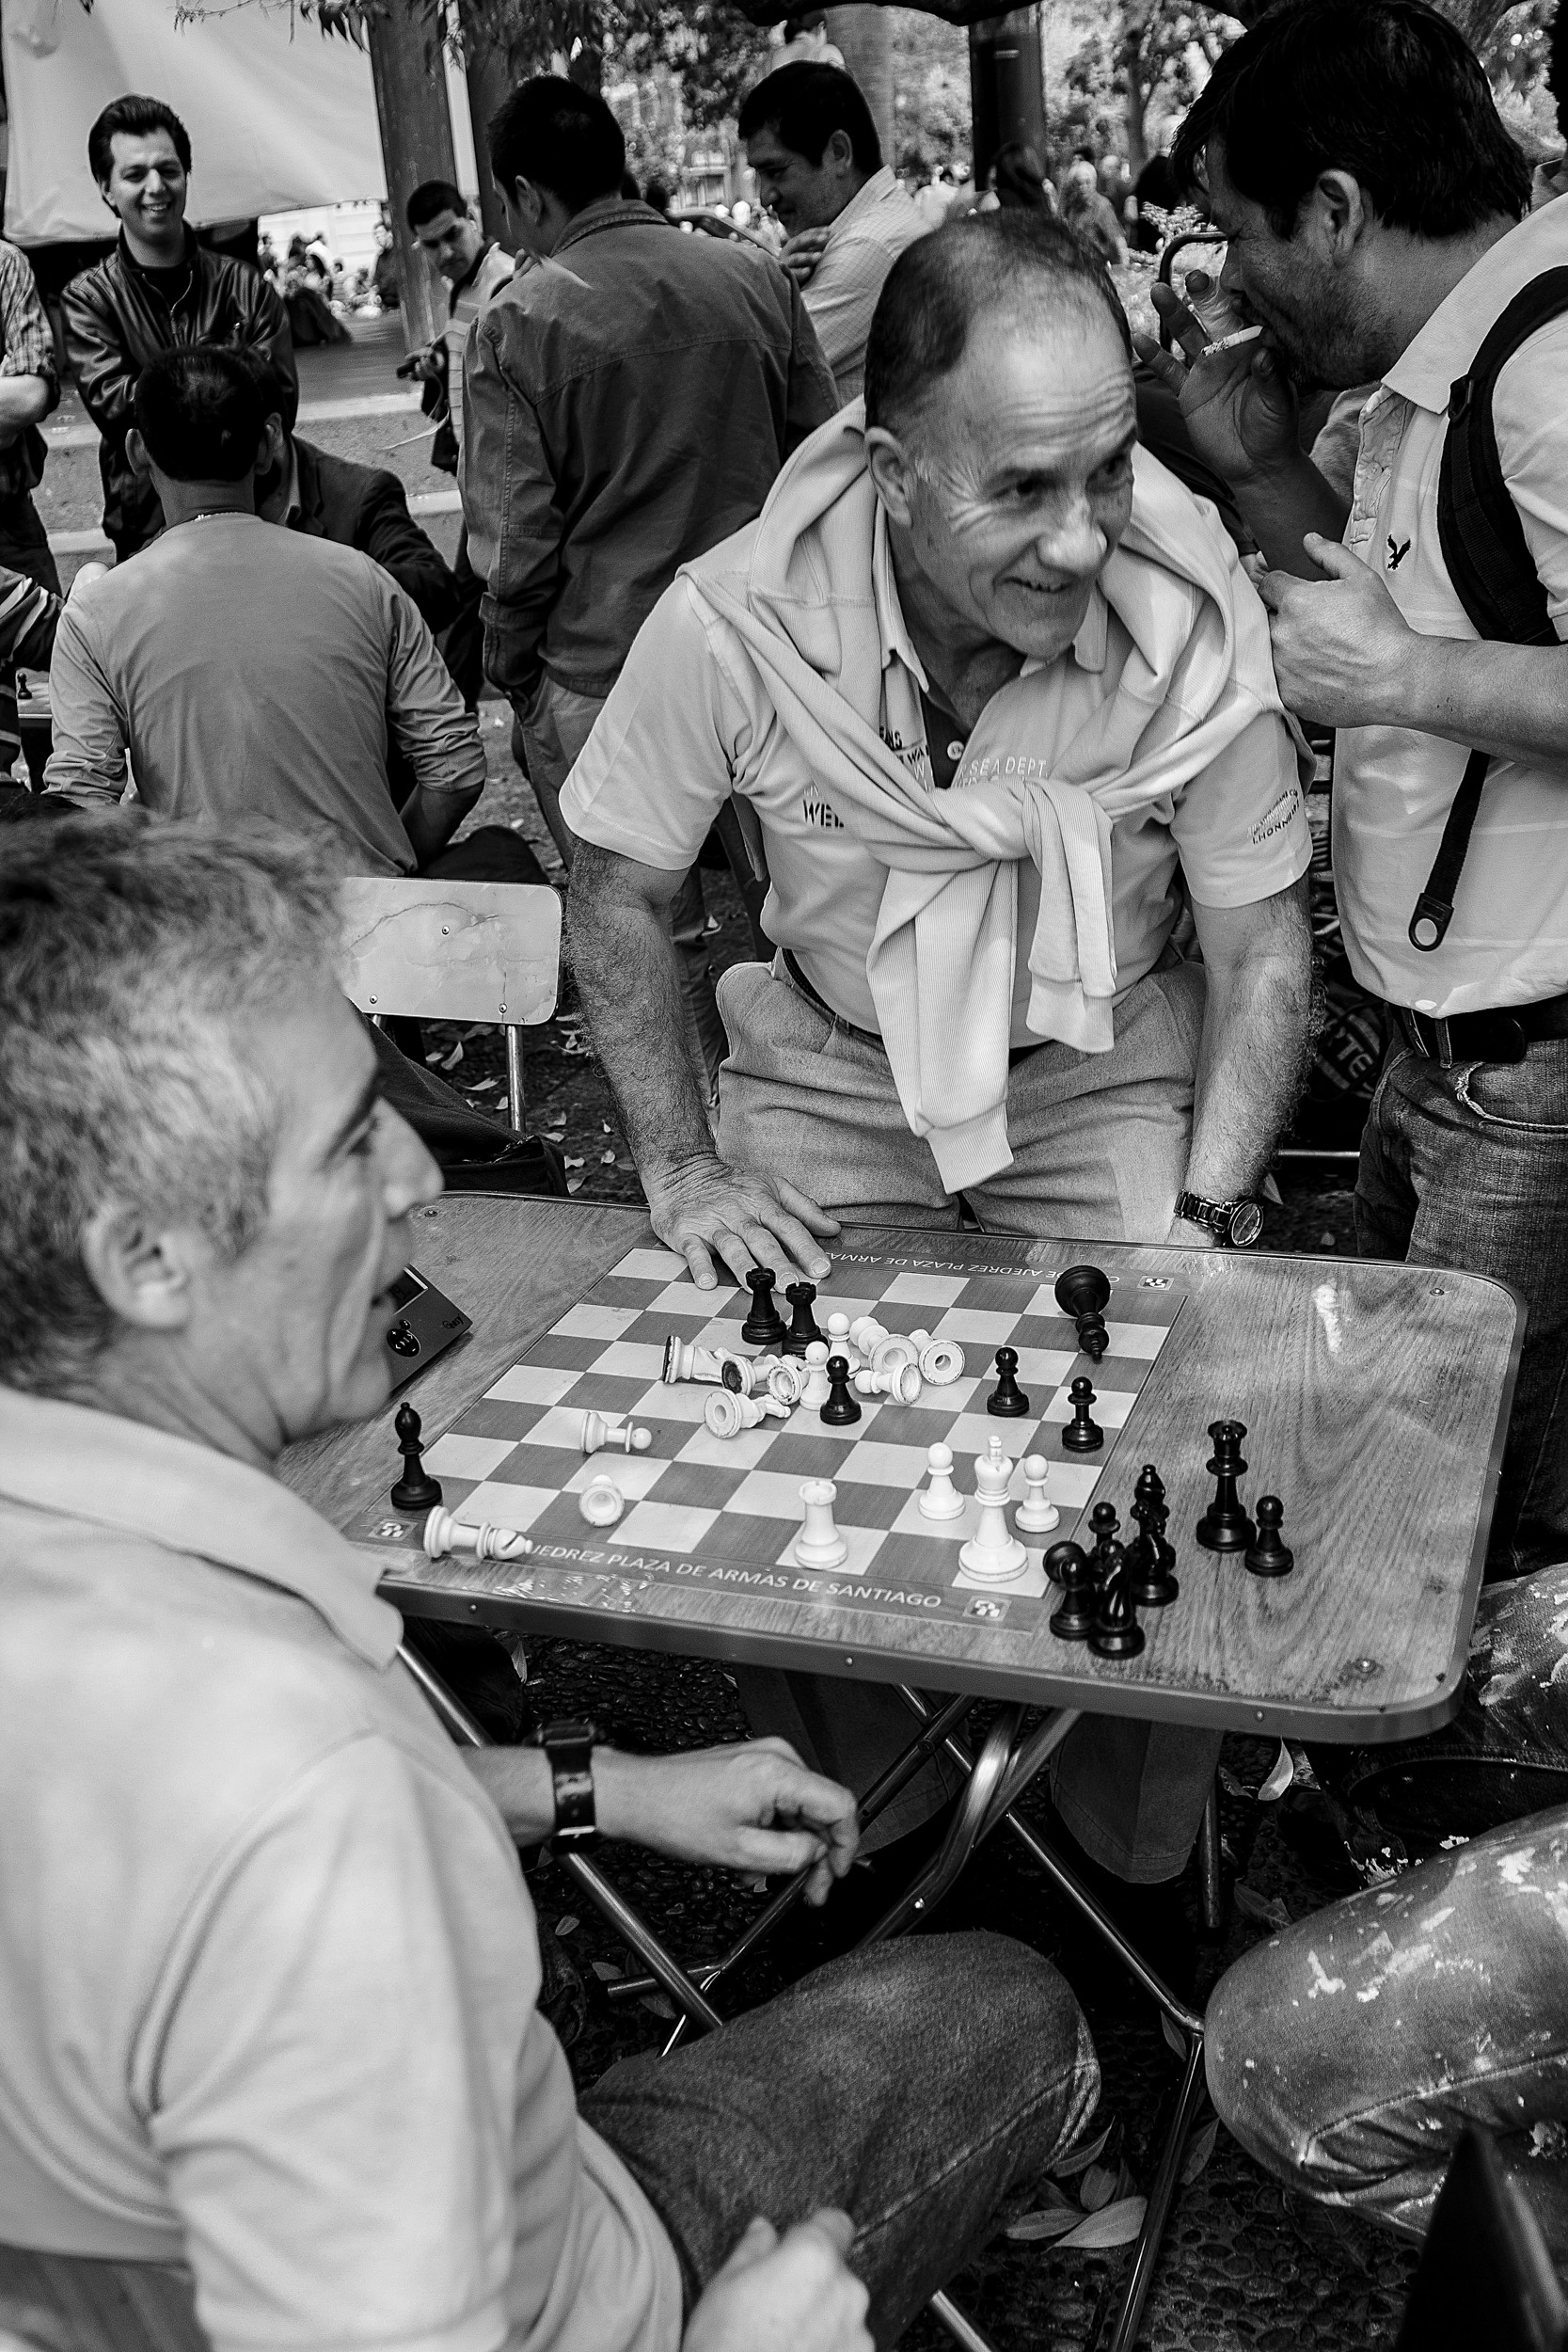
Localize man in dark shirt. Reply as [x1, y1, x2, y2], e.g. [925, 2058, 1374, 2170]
[63, 93, 296, 560]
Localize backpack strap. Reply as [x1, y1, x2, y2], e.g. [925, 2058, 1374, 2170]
[1409, 266, 1568, 952]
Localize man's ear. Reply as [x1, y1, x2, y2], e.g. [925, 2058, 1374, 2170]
[863, 423, 920, 529]
[1301, 168, 1370, 266]
[124, 425, 150, 483]
[824, 127, 856, 176]
[79, 1204, 202, 1337]
[258, 417, 284, 474]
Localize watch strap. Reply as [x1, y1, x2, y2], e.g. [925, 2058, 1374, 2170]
[1176, 1190, 1262, 1247]
[536, 1719, 598, 1843]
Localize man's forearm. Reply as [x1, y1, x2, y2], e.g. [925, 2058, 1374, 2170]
[463, 1745, 653, 1846]
[1232, 453, 1350, 578]
[567, 845, 717, 1178]
[404, 782, 482, 866]
[1392, 632, 1568, 768]
[1184, 894, 1315, 1203]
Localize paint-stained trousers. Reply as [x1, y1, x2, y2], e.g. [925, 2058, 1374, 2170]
[1206, 1562, 1568, 2256]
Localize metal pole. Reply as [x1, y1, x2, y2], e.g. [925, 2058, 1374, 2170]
[967, 6, 1048, 190]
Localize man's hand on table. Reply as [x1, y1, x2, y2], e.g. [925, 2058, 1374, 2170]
[780, 228, 831, 290]
[683, 2211, 872, 2352]
[646, 1152, 839, 1290]
[467, 1737, 859, 1903]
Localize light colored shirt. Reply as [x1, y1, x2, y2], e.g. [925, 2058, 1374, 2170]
[562, 499, 1308, 1044]
[447, 241, 515, 456]
[801, 167, 927, 405]
[0, 1386, 681, 2352]
[43, 514, 486, 875]
[1333, 200, 1568, 1013]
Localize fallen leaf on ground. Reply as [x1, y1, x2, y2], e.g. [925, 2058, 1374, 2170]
[1234, 1883, 1292, 1931]
[1259, 1740, 1295, 1803]
[553, 1915, 578, 1938]
[1180, 2117, 1220, 2185]
[1080, 2163, 1118, 2213]
[1050, 2122, 1113, 2180]
[639, 1993, 676, 2020]
[563, 1156, 585, 1169]
[1056, 2197, 1148, 2249]
[1005, 2206, 1082, 2244]
[589, 1960, 623, 1983]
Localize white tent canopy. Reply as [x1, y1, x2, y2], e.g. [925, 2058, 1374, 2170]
[3, 0, 387, 246]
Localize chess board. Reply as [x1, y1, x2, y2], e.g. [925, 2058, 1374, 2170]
[354, 1244, 1187, 1635]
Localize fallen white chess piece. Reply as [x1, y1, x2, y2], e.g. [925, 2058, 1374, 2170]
[794, 1477, 847, 1568]
[853, 1360, 922, 1405]
[661, 1336, 726, 1386]
[910, 1329, 965, 1385]
[581, 1410, 652, 1456]
[578, 1474, 625, 1527]
[704, 1388, 791, 1439]
[422, 1506, 532, 1563]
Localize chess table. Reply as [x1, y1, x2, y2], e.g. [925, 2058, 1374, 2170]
[279, 1197, 1521, 2352]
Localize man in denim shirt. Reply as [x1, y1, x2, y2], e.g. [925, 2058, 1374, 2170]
[462, 76, 836, 1085]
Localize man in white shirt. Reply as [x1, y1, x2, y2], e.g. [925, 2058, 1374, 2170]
[562, 215, 1314, 1925]
[739, 64, 927, 405]
[0, 814, 1098, 2352]
[1144, 0, 1568, 1577]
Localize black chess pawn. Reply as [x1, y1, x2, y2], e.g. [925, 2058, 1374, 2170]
[1060, 1375, 1103, 1453]
[1244, 1495, 1295, 1578]
[390, 1402, 442, 1511]
[1088, 1500, 1120, 1581]
[1196, 1419, 1256, 1551]
[784, 1280, 824, 1358]
[1053, 1263, 1111, 1362]
[819, 1354, 862, 1426]
[987, 1344, 1030, 1418]
[1047, 1542, 1099, 1639]
[1125, 1471, 1180, 1607]
[1089, 1542, 1147, 1660]
[741, 1265, 787, 1348]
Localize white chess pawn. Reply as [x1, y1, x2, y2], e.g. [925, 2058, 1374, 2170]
[800, 1341, 832, 1409]
[661, 1336, 724, 1386]
[825, 1311, 854, 1362]
[960, 1454, 1028, 1581]
[853, 1361, 922, 1405]
[871, 1331, 921, 1379]
[765, 1357, 807, 1408]
[578, 1475, 625, 1527]
[794, 1477, 848, 1568]
[911, 1329, 965, 1386]
[848, 1314, 891, 1359]
[1015, 1454, 1060, 1535]
[918, 1440, 966, 1521]
[422, 1506, 531, 1563]
[581, 1410, 652, 1456]
[705, 1388, 789, 1439]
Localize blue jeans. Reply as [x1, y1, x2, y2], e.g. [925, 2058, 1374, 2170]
[1355, 1034, 1568, 1576]
[581, 1931, 1099, 2346]
[1205, 1563, 1568, 2257]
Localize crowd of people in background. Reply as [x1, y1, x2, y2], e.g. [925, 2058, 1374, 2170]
[9, 5, 1568, 2345]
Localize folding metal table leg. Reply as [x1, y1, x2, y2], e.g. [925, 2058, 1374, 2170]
[400, 1645, 999, 2352]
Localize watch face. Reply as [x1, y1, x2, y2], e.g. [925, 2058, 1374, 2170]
[1228, 1200, 1264, 1248]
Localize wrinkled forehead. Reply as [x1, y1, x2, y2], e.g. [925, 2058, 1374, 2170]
[909, 307, 1136, 483]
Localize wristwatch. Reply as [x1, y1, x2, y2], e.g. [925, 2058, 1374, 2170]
[1175, 1189, 1264, 1248]
[534, 1719, 599, 1844]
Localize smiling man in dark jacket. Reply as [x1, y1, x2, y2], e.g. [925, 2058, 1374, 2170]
[63, 93, 295, 561]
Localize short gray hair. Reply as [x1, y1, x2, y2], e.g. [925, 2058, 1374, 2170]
[0, 813, 343, 1394]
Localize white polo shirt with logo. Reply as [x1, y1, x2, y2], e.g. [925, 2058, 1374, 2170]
[1332, 199, 1568, 1016]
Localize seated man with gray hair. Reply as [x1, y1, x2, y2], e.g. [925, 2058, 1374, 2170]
[562, 212, 1315, 1930]
[0, 813, 1098, 2352]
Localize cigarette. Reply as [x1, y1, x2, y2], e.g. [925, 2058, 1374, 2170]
[1199, 324, 1264, 357]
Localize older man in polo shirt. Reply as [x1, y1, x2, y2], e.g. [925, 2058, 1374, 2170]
[1146, 0, 1568, 1576]
[0, 814, 1098, 2352]
[562, 215, 1314, 1930]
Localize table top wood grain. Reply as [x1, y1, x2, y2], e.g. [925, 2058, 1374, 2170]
[278, 1199, 1521, 1744]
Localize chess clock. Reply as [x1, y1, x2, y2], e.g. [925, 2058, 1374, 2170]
[380, 1265, 472, 1387]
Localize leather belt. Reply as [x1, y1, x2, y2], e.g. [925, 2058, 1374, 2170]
[1395, 993, 1568, 1067]
[781, 949, 1044, 1068]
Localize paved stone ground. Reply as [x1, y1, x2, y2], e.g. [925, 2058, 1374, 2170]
[421, 732, 1413, 2350]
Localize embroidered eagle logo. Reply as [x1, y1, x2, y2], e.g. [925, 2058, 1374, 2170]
[1387, 535, 1412, 570]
